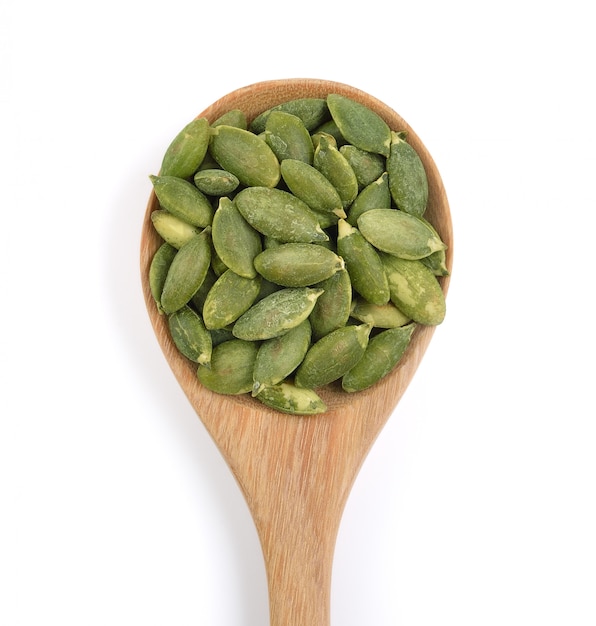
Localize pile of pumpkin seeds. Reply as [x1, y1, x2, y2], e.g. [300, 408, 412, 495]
[148, 93, 448, 415]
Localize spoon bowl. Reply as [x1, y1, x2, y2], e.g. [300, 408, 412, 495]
[140, 78, 452, 626]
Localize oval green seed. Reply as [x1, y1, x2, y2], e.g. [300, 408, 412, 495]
[150, 209, 200, 249]
[168, 305, 212, 366]
[197, 339, 257, 395]
[212, 109, 247, 130]
[254, 243, 345, 287]
[149, 242, 177, 314]
[387, 131, 429, 217]
[339, 144, 386, 188]
[346, 172, 391, 226]
[342, 323, 417, 392]
[309, 268, 352, 341]
[150, 175, 214, 227]
[250, 97, 330, 134]
[255, 382, 327, 415]
[252, 319, 312, 395]
[160, 117, 211, 179]
[327, 94, 391, 157]
[232, 287, 323, 341]
[418, 216, 450, 277]
[235, 187, 328, 243]
[193, 169, 240, 196]
[209, 125, 280, 188]
[313, 135, 359, 209]
[381, 253, 446, 326]
[358, 209, 446, 260]
[337, 219, 390, 305]
[160, 227, 212, 314]
[280, 159, 345, 218]
[265, 110, 314, 164]
[211, 197, 262, 278]
[350, 298, 411, 328]
[202, 269, 261, 330]
[294, 323, 372, 389]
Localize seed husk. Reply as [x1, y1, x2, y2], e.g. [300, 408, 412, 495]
[342, 323, 416, 392]
[254, 243, 345, 287]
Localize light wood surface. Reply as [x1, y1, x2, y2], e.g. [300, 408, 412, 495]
[140, 78, 453, 626]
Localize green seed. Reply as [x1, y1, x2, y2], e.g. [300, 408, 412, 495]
[149, 242, 177, 314]
[280, 159, 346, 218]
[202, 269, 262, 330]
[232, 287, 323, 341]
[150, 209, 200, 249]
[337, 219, 389, 305]
[313, 134, 359, 209]
[346, 172, 391, 226]
[160, 227, 212, 314]
[250, 97, 330, 134]
[381, 253, 446, 326]
[294, 323, 372, 389]
[193, 169, 240, 196]
[312, 119, 347, 147]
[387, 131, 429, 217]
[342, 323, 416, 392]
[190, 267, 218, 312]
[265, 110, 314, 164]
[160, 117, 211, 179]
[168, 305, 212, 366]
[309, 268, 352, 341]
[358, 209, 446, 260]
[211, 197, 262, 278]
[418, 216, 450, 277]
[350, 299, 411, 328]
[197, 339, 257, 395]
[235, 186, 328, 243]
[255, 382, 327, 415]
[327, 94, 391, 157]
[212, 109, 247, 130]
[339, 144, 386, 188]
[150, 175, 214, 227]
[254, 243, 345, 287]
[252, 319, 312, 395]
[209, 125, 280, 188]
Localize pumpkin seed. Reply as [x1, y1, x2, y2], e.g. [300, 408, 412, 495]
[202, 269, 261, 330]
[160, 117, 211, 179]
[342, 323, 416, 392]
[250, 97, 330, 134]
[212, 109, 247, 130]
[350, 299, 411, 328]
[150, 175, 214, 227]
[149, 242, 177, 314]
[346, 172, 391, 226]
[313, 134, 359, 209]
[168, 305, 212, 366]
[265, 110, 314, 164]
[232, 287, 323, 341]
[255, 382, 327, 415]
[150, 209, 200, 249]
[209, 125, 280, 188]
[309, 268, 352, 341]
[339, 144, 386, 188]
[193, 169, 240, 196]
[358, 209, 446, 260]
[254, 243, 345, 287]
[197, 339, 257, 395]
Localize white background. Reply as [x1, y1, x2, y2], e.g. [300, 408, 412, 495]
[2, 1, 595, 624]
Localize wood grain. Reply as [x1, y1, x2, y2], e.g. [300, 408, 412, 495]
[140, 78, 453, 626]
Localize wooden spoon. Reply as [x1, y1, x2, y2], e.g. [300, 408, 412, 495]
[140, 78, 453, 626]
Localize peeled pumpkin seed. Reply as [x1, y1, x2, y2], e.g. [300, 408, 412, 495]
[339, 144, 386, 188]
[313, 134, 359, 209]
[346, 172, 391, 226]
[149, 242, 177, 314]
[309, 268, 352, 341]
[387, 131, 429, 218]
[342, 323, 416, 392]
[327, 93, 391, 157]
[350, 299, 411, 328]
[381, 253, 446, 326]
[212, 109, 247, 130]
[232, 287, 323, 341]
[197, 339, 257, 395]
[250, 97, 330, 134]
[337, 219, 389, 306]
[235, 187, 328, 243]
[160, 117, 211, 179]
[150, 175, 214, 227]
[255, 382, 327, 415]
[265, 110, 314, 164]
[168, 305, 212, 366]
[202, 269, 261, 330]
[209, 125, 280, 188]
[280, 159, 345, 218]
[294, 323, 372, 389]
[160, 227, 212, 315]
[211, 197, 262, 278]
[150, 209, 200, 249]
[358, 209, 446, 260]
[193, 169, 240, 196]
[254, 243, 345, 287]
[252, 319, 312, 395]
